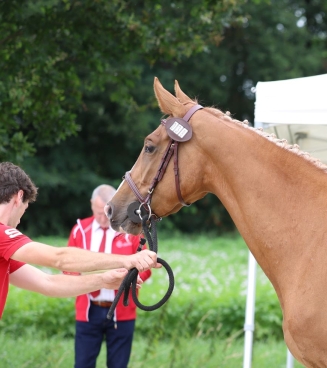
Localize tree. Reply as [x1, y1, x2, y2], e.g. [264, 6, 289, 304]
[16, 0, 327, 236]
[125, 0, 327, 234]
[0, 0, 245, 161]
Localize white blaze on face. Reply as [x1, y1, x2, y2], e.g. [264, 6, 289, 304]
[116, 179, 125, 193]
[115, 164, 135, 195]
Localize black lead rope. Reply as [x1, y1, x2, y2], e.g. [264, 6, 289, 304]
[107, 216, 175, 319]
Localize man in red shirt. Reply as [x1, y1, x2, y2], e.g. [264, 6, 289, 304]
[67, 184, 151, 368]
[0, 162, 158, 319]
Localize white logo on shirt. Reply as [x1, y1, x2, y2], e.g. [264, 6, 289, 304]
[5, 228, 23, 239]
[115, 235, 133, 248]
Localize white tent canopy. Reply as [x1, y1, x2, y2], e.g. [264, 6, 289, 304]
[254, 73, 327, 164]
[243, 74, 327, 368]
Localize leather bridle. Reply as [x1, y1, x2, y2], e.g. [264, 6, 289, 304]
[124, 104, 203, 222]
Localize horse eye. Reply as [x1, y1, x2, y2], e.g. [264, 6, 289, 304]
[144, 145, 155, 154]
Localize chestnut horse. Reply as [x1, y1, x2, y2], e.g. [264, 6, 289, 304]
[107, 77, 327, 368]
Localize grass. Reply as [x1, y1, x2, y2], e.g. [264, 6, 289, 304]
[1, 232, 305, 367]
[0, 330, 304, 368]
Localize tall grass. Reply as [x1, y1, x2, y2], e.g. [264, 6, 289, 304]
[0, 330, 304, 368]
[1, 232, 305, 367]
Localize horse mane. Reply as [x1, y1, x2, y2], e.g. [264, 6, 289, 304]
[187, 101, 327, 174]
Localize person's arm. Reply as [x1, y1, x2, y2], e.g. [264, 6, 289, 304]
[11, 242, 158, 273]
[9, 264, 131, 297]
[132, 235, 152, 283]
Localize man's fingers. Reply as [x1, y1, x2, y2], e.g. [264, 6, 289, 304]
[131, 250, 158, 271]
[112, 268, 128, 277]
[115, 268, 129, 274]
[101, 269, 128, 289]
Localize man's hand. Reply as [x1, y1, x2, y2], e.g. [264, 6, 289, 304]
[136, 275, 143, 289]
[101, 270, 144, 290]
[127, 249, 160, 271]
[101, 268, 128, 290]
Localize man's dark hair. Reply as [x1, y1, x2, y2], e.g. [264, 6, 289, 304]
[0, 162, 38, 204]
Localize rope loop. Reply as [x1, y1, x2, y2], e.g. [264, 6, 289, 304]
[107, 215, 174, 319]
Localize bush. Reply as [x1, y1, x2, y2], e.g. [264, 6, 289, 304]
[2, 234, 284, 341]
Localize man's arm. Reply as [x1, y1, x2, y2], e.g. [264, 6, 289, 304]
[9, 264, 131, 297]
[11, 242, 158, 273]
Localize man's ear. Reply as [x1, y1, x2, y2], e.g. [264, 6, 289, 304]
[12, 190, 24, 206]
[18, 190, 24, 202]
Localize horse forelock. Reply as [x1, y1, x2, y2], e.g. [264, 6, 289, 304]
[200, 105, 327, 174]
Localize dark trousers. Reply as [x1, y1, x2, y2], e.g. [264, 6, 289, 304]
[75, 304, 135, 368]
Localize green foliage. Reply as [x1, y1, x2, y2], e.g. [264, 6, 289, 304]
[0, 0, 245, 162]
[2, 0, 327, 235]
[1, 233, 295, 367]
[0, 287, 75, 338]
[0, 331, 305, 367]
[169, 0, 327, 123]
[2, 234, 283, 341]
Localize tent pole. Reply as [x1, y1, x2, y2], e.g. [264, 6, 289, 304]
[243, 252, 296, 368]
[243, 251, 257, 368]
[286, 349, 294, 368]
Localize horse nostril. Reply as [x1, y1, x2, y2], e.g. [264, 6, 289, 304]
[105, 203, 113, 219]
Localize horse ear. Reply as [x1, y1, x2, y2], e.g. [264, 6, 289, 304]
[154, 77, 183, 116]
[174, 80, 193, 103]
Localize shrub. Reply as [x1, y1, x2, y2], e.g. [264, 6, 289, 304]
[2, 234, 284, 341]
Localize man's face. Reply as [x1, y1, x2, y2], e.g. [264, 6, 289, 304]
[91, 196, 110, 228]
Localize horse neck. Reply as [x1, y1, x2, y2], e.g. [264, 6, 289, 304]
[192, 111, 327, 294]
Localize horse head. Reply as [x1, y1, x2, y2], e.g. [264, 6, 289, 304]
[106, 77, 209, 234]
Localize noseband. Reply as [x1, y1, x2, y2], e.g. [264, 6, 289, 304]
[124, 104, 203, 222]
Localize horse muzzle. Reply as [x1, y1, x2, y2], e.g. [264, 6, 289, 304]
[105, 200, 144, 234]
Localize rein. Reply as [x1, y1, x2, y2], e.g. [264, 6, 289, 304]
[107, 215, 174, 319]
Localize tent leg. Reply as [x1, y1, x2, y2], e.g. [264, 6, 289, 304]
[286, 349, 294, 368]
[243, 251, 257, 368]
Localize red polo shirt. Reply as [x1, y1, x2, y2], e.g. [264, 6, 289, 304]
[0, 223, 30, 318]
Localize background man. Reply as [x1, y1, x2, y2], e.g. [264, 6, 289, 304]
[67, 184, 151, 368]
[0, 162, 158, 320]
